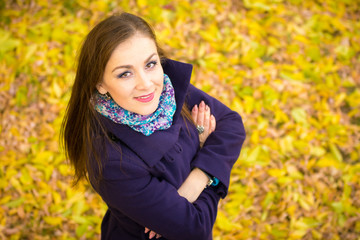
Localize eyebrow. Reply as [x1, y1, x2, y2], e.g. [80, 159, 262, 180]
[111, 53, 157, 73]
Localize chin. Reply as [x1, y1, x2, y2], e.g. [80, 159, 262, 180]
[132, 103, 156, 116]
[141, 106, 157, 116]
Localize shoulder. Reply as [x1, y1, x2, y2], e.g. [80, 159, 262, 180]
[162, 59, 193, 79]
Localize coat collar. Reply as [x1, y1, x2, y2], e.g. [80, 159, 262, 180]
[100, 59, 193, 167]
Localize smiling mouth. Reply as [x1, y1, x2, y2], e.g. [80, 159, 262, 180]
[134, 92, 155, 103]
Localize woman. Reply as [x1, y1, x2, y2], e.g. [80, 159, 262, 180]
[61, 12, 245, 240]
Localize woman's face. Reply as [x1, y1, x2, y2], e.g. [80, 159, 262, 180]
[97, 33, 164, 116]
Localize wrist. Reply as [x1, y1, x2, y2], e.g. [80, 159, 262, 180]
[177, 168, 209, 203]
[197, 168, 220, 188]
[191, 168, 209, 188]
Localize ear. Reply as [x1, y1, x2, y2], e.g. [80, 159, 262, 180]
[96, 83, 107, 95]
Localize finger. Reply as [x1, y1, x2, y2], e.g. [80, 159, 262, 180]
[210, 114, 216, 133]
[191, 105, 198, 123]
[156, 233, 162, 238]
[149, 231, 156, 239]
[203, 105, 210, 134]
[197, 101, 205, 127]
[145, 228, 150, 233]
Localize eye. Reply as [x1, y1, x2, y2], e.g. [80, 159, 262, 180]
[146, 60, 157, 69]
[117, 71, 132, 78]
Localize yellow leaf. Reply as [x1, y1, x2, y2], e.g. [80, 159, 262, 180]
[243, 96, 255, 114]
[52, 81, 62, 98]
[52, 191, 62, 205]
[286, 164, 303, 179]
[310, 146, 326, 157]
[10, 127, 20, 137]
[245, 146, 260, 163]
[137, 0, 148, 8]
[0, 196, 12, 205]
[23, 44, 37, 65]
[290, 229, 307, 239]
[280, 136, 294, 154]
[268, 168, 286, 178]
[44, 216, 62, 226]
[216, 211, 240, 232]
[298, 196, 311, 211]
[316, 156, 342, 169]
[19, 169, 33, 185]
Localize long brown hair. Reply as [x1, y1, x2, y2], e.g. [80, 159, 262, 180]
[61, 13, 193, 186]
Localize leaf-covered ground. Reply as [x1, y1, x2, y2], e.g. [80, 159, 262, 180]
[1, 0, 360, 239]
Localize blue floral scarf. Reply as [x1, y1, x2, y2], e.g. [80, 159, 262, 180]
[94, 74, 176, 136]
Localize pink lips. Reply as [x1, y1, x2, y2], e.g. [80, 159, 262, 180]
[134, 92, 155, 103]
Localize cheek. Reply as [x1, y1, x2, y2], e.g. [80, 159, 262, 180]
[154, 65, 164, 82]
[110, 84, 133, 101]
[155, 72, 164, 86]
[156, 78, 163, 87]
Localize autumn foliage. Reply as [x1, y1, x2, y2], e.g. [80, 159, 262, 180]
[1, 0, 359, 239]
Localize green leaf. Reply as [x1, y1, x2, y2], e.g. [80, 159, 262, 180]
[329, 143, 343, 162]
[0, 30, 20, 54]
[5, 198, 25, 208]
[291, 108, 308, 126]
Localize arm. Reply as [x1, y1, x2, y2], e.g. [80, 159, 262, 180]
[144, 84, 245, 238]
[97, 149, 220, 240]
[146, 167, 209, 239]
[159, 84, 246, 206]
[147, 84, 245, 239]
[187, 84, 246, 198]
[177, 167, 209, 202]
[177, 100, 216, 203]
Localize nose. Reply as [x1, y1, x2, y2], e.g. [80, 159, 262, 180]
[135, 71, 152, 90]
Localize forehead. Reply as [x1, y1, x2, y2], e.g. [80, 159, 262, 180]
[108, 34, 157, 64]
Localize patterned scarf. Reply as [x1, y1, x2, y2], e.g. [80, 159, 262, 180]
[94, 74, 176, 136]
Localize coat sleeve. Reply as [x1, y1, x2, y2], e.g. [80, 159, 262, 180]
[186, 84, 246, 198]
[96, 146, 220, 240]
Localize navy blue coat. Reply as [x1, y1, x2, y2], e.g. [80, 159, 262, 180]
[90, 59, 246, 240]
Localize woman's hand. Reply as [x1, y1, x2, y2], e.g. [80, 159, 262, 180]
[145, 228, 161, 239]
[191, 101, 216, 147]
[144, 101, 216, 239]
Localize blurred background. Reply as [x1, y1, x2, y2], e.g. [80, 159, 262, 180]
[0, 0, 359, 239]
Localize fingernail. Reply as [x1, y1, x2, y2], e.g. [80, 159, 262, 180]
[145, 228, 149, 233]
[205, 105, 209, 111]
[149, 232, 155, 239]
[201, 101, 205, 107]
[156, 234, 161, 239]
[193, 105, 198, 111]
